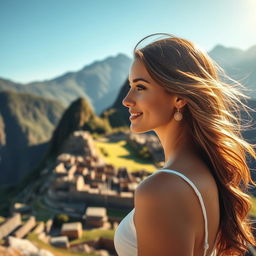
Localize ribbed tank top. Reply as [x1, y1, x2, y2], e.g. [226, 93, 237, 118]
[114, 169, 218, 256]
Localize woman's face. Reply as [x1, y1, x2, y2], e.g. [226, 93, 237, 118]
[122, 58, 176, 133]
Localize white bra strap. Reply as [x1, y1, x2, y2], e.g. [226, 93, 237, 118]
[154, 169, 209, 255]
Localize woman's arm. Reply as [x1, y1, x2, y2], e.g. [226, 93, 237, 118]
[134, 172, 199, 256]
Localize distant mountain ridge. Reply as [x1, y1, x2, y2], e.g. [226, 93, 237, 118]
[0, 53, 132, 114]
[0, 90, 65, 185]
[209, 45, 256, 97]
[209, 44, 256, 65]
[0, 45, 255, 113]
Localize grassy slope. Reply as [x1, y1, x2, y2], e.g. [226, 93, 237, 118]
[95, 138, 156, 172]
[70, 229, 115, 245]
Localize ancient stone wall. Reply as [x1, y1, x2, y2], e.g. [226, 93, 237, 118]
[13, 216, 36, 238]
[0, 214, 21, 240]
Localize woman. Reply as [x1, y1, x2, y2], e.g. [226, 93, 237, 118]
[114, 33, 256, 255]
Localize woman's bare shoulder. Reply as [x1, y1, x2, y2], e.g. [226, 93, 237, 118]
[135, 169, 202, 220]
[134, 170, 200, 255]
[136, 169, 192, 196]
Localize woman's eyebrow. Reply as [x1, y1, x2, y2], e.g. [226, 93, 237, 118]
[129, 78, 151, 84]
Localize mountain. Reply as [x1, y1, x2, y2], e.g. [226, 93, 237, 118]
[101, 79, 130, 128]
[208, 45, 244, 66]
[0, 46, 254, 113]
[209, 45, 256, 98]
[46, 97, 110, 158]
[0, 78, 22, 92]
[0, 90, 65, 185]
[0, 92, 110, 186]
[0, 53, 132, 114]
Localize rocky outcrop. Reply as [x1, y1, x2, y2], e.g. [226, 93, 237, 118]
[60, 131, 99, 157]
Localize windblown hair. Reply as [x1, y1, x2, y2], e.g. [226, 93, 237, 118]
[134, 33, 256, 255]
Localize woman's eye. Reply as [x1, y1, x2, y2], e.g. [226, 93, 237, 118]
[136, 85, 146, 91]
[128, 84, 146, 91]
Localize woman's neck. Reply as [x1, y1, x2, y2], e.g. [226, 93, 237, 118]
[154, 121, 196, 168]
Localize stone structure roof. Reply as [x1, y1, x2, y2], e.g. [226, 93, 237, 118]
[85, 207, 107, 218]
[61, 222, 82, 232]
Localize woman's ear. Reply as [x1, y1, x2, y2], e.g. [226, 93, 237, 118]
[174, 96, 187, 109]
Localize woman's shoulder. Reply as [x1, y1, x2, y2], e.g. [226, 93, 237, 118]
[135, 168, 202, 216]
[133, 168, 202, 251]
[135, 165, 218, 217]
[136, 168, 195, 196]
[134, 166, 220, 255]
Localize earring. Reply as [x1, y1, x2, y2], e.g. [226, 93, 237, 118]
[174, 108, 183, 121]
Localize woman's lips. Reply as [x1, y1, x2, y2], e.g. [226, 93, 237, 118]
[129, 112, 143, 120]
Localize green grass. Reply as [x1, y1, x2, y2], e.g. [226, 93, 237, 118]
[70, 229, 115, 245]
[27, 233, 98, 256]
[95, 139, 156, 173]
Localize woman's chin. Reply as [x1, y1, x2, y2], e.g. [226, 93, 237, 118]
[130, 124, 149, 134]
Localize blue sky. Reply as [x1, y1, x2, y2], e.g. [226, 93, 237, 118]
[0, 0, 255, 83]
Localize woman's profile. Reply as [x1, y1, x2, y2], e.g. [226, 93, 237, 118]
[114, 33, 256, 255]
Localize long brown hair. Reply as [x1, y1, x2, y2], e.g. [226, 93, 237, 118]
[134, 33, 256, 255]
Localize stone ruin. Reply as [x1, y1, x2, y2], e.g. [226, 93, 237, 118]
[0, 130, 164, 256]
[59, 130, 100, 160]
[43, 130, 153, 216]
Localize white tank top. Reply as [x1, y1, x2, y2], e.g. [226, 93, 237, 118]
[114, 169, 218, 256]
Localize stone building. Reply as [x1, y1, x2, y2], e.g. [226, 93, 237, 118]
[45, 131, 154, 215]
[84, 207, 108, 228]
[60, 222, 83, 239]
[59, 131, 99, 160]
[50, 236, 69, 249]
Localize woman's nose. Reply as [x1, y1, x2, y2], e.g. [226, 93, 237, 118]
[122, 91, 135, 108]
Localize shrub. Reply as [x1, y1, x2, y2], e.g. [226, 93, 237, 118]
[54, 213, 69, 227]
[100, 147, 109, 157]
[138, 146, 152, 160]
